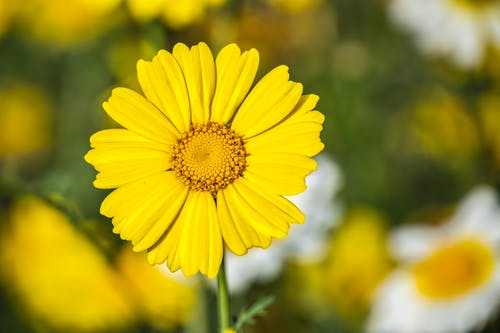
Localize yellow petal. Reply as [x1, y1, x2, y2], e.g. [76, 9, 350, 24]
[210, 44, 259, 123]
[232, 65, 303, 138]
[173, 42, 215, 124]
[290, 93, 320, 116]
[99, 171, 188, 251]
[103, 87, 179, 144]
[147, 213, 184, 272]
[231, 178, 302, 237]
[146, 191, 222, 278]
[222, 180, 293, 250]
[244, 153, 317, 195]
[178, 192, 205, 276]
[239, 178, 305, 225]
[244, 95, 324, 157]
[218, 186, 272, 252]
[85, 147, 170, 189]
[100, 172, 184, 240]
[216, 190, 248, 255]
[132, 180, 189, 252]
[89, 129, 169, 151]
[100, 172, 163, 219]
[178, 192, 222, 278]
[116, 181, 170, 242]
[137, 48, 191, 132]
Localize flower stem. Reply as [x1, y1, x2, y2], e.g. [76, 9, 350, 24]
[217, 254, 231, 332]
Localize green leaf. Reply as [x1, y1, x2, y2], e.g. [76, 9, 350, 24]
[234, 294, 276, 331]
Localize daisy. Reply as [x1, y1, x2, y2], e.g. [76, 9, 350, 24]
[388, 0, 500, 69]
[85, 42, 324, 279]
[367, 186, 500, 333]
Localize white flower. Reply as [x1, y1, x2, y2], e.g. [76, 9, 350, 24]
[367, 186, 500, 333]
[225, 153, 342, 293]
[388, 0, 500, 69]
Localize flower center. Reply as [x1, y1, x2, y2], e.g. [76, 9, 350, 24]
[171, 122, 247, 193]
[412, 238, 495, 300]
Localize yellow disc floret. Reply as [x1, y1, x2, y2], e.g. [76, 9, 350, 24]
[412, 238, 495, 299]
[171, 122, 247, 193]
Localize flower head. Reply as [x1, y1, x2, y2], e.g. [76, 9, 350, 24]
[85, 42, 324, 278]
[367, 186, 500, 333]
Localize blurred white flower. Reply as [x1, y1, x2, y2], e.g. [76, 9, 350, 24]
[367, 186, 500, 333]
[388, 0, 500, 69]
[225, 153, 342, 294]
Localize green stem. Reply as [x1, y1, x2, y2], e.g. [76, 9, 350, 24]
[217, 254, 231, 332]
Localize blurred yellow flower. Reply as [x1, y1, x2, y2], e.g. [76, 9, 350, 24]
[18, 0, 120, 45]
[325, 208, 392, 317]
[410, 89, 479, 167]
[126, 0, 226, 29]
[106, 36, 158, 90]
[125, 0, 164, 22]
[116, 248, 196, 329]
[0, 196, 132, 331]
[478, 92, 500, 169]
[0, 84, 53, 157]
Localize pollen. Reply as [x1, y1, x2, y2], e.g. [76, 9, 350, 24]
[171, 122, 247, 193]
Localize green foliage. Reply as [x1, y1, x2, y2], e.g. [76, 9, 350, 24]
[234, 295, 276, 332]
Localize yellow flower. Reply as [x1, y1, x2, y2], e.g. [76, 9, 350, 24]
[0, 84, 53, 157]
[325, 208, 392, 317]
[410, 89, 479, 167]
[18, 0, 120, 45]
[85, 42, 324, 278]
[126, 0, 227, 29]
[125, 0, 165, 22]
[116, 248, 195, 329]
[0, 196, 132, 331]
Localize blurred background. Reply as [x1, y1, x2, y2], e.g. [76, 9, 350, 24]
[1, 0, 500, 332]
